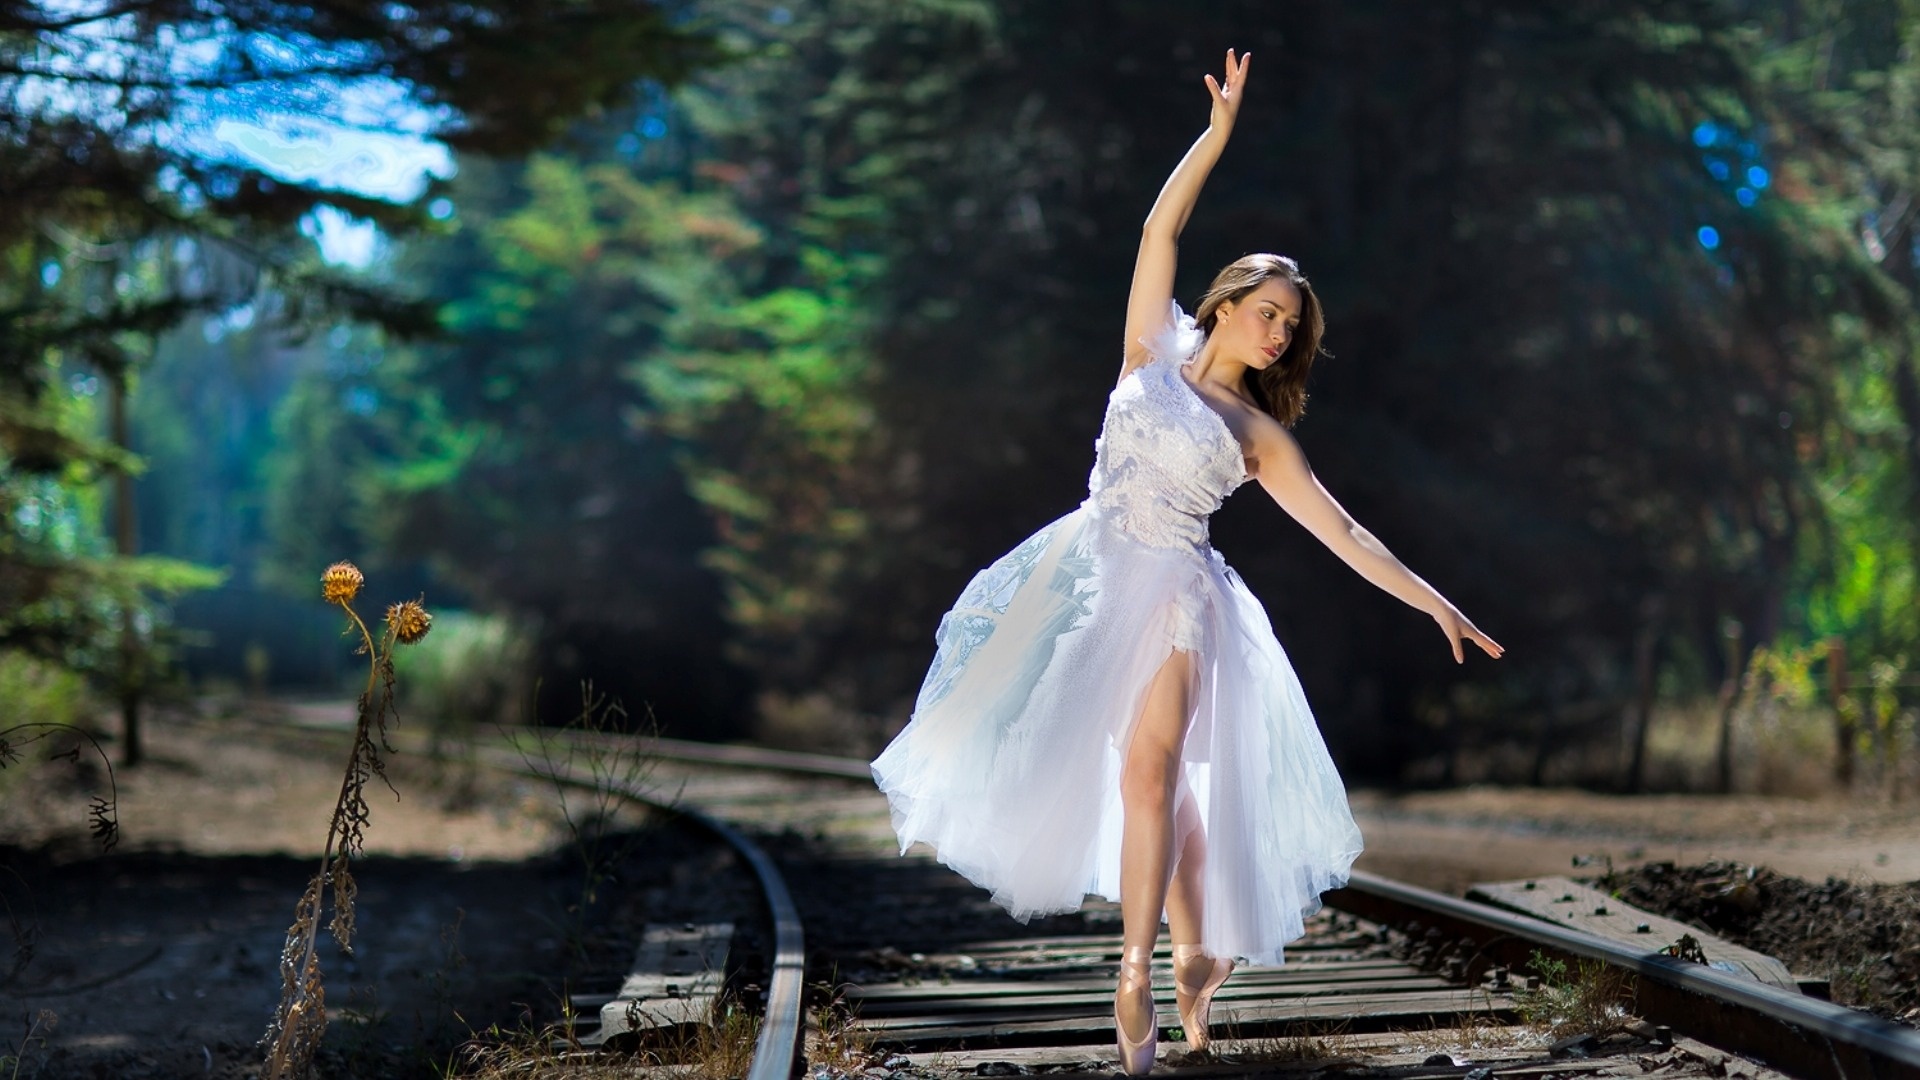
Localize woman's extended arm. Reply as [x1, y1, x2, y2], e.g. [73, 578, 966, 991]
[1121, 49, 1251, 377]
[1252, 422, 1505, 664]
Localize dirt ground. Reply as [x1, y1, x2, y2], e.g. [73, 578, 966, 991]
[1348, 785, 1920, 895]
[1599, 860, 1920, 1024]
[0, 704, 588, 1079]
[6, 701, 1920, 1077]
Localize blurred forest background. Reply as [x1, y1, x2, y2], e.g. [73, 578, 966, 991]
[5, 0, 1920, 791]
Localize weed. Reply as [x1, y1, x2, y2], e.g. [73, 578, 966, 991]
[0, 720, 119, 853]
[807, 984, 875, 1073]
[1210, 1020, 1350, 1065]
[0, 673, 119, 1030]
[1, 1010, 56, 1080]
[334, 984, 392, 1077]
[259, 562, 432, 1080]
[1830, 957, 1879, 1007]
[515, 682, 658, 960]
[417, 908, 471, 1048]
[451, 997, 759, 1080]
[1514, 949, 1633, 1038]
[1440, 991, 1530, 1052]
[679, 1001, 761, 1080]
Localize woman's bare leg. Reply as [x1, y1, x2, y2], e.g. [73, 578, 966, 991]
[1165, 806, 1219, 1015]
[1115, 648, 1196, 1039]
[1164, 795, 1207, 945]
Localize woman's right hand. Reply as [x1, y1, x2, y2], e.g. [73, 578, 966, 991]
[1432, 602, 1505, 665]
[1205, 48, 1251, 134]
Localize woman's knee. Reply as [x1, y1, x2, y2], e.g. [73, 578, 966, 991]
[1120, 751, 1178, 811]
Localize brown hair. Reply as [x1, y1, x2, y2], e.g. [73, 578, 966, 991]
[1193, 253, 1327, 428]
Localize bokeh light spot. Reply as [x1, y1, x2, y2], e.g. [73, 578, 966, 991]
[1697, 225, 1721, 250]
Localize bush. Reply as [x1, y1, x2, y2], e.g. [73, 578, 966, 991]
[391, 611, 535, 735]
[0, 650, 92, 731]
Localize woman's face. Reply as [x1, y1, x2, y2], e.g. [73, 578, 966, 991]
[1216, 279, 1302, 370]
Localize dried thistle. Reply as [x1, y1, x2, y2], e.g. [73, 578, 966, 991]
[321, 561, 364, 605]
[262, 565, 425, 1080]
[385, 598, 432, 645]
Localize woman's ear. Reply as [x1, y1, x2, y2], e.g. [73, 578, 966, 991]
[1215, 298, 1235, 324]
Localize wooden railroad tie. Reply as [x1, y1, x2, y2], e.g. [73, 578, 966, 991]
[1464, 876, 1801, 992]
[572, 921, 734, 1047]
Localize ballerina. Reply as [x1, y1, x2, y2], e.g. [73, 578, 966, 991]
[870, 47, 1503, 1075]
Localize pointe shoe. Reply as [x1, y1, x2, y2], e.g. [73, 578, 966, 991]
[1171, 944, 1235, 1051]
[1113, 944, 1157, 1075]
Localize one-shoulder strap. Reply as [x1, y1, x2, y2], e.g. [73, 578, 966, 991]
[1137, 299, 1205, 365]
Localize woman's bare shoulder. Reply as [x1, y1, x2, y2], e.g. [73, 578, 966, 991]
[1234, 402, 1302, 476]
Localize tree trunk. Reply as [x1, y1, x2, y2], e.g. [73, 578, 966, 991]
[1622, 596, 1664, 792]
[1893, 352, 1920, 518]
[1827, 636, 1853, 788]
[111, 371, 140, 768]
[1714, 618, 1744, 795]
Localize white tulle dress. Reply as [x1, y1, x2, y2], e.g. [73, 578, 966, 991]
[870, 303, 1363, 967]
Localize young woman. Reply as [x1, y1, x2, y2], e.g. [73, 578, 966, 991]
[871, 49, 1502, 1074]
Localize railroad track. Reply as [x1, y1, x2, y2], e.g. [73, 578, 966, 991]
[256, 712, 1920, 1078]
[563, 736, 1920, 1080]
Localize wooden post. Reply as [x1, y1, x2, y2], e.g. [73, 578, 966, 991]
[1827, 636, 1853, 788]
[1714, 618, 1743, 795]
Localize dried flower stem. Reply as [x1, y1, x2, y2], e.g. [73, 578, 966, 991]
[262, 563, 425, 1080]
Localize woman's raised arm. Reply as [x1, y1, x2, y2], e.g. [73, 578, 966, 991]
[1121, 48, 1251, 378]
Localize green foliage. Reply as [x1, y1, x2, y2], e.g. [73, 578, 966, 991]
[1744, 640, 1828, 707]
[245, 0, 1920, 769]
[1759, 2, 1920, 682]
[0, 0, 718, 705]
[328, 155, 740, 723]
[659, 0, 1920, 754]
[391, 610, 535, 732]
[0, 650, 90, 730]
[636, 245, 882, 685]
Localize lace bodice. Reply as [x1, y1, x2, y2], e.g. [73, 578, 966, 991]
[1086, 304, 1250, 550]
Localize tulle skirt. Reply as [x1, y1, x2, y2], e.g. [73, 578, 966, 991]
[871, 504, 1364, 967]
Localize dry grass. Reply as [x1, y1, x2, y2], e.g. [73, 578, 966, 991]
[1208, 1018, 1353, 1066]
[1639, 697, 1847, 796]
[1513, 950, 1634, 1040]
[807, 987, 877, 1074]
[1393, 992, 1533, 1058]
[452, 1000, 761, 1080]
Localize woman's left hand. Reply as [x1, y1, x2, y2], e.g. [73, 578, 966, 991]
[1434, 603, 1504, 664]
[1204, 48, 1251, 133]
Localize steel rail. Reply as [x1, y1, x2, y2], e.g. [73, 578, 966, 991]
[1328, 870, 1920, 1080]
[625, 737, 1920, 1079]
[256, 711, 1920, 1079]
[599, 734, 1920, 1080]
[639, 734, 875, 781]
[641, 796, 806, 1080]
[474, 745, 808, 1080]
